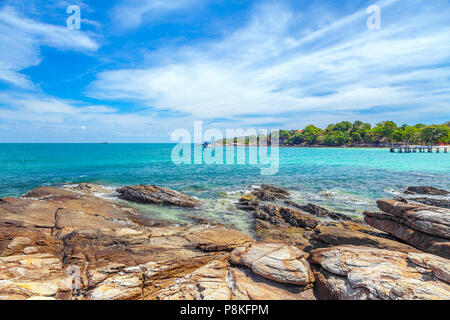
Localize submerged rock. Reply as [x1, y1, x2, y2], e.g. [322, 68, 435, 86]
[404, 186, 449, 196]
[310, 245, 450, 300]
[364, 199, 450, 259]
[67, 183, 113, 195]
[117, 185, 201, 208]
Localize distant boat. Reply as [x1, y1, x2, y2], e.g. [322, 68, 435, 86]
[102, 142, 109, 144]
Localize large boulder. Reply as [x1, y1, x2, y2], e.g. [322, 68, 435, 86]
[229, 242, 315, 286]
[309, 245, 450, 300]
[404, 186, 449, 196]
[117, 185, 201, 208]
[364, 199, 450, 258]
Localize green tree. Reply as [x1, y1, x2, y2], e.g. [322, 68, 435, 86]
[421, 125, 450, 144]
[302, 125, 323, 145]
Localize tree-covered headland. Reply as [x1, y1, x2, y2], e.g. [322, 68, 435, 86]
[278, 121, 450, 146]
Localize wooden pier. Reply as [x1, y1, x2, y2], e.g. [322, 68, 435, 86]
[390, 146, 448, 153]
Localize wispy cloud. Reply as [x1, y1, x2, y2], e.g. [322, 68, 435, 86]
[110, 0, 204, 31]
[89, 0, 450, 125]
[0, 5, 99, 88]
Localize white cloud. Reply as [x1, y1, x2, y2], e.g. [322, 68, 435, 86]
[88, 0, 450, 123]
[0, 5, 99, 88]
[111, 0, 203, 31]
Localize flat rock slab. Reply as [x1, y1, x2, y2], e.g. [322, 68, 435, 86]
[311, 224, 420, 254]
[181, 225, 253, 252]
[229, 242, 315, 286]
[310, 245, 450, 300]
[117, 185, 201, 207]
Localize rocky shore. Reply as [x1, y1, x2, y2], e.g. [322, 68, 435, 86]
[0, 183, 449, 300]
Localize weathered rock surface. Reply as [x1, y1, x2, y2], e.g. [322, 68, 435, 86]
[404, 186, 449, 196]
[251, 185, 290, 201]
[229, 242, 314, 286]
[255, 205, 319, 229]
[236, 193, 259, 211]
[236, 185, 289, 211]
[310, 245, 450, 300]
[117, 185, 201, 208]
[364, 199, 450, 258]
[0, 186, 257, 300]
[66, 183, 113, 195]
[310, 224, 420, 254]
[253, 219, 311, 249]
[410, 198, 450, 209]
[155, 259, 316, 300]
[285, 201, 355, 222]
[180, 225, 253, 252]
[1, 186, 318, 300]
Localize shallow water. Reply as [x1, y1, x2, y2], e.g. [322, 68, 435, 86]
[0, 143, 448, 232]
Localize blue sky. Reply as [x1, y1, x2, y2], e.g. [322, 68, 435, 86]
[0, 0, 449, 142]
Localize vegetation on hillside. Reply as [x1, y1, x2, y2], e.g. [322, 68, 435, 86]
[279, 121, 450, 146]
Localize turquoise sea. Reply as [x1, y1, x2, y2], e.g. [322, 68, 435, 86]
[0, 143, 449, 233]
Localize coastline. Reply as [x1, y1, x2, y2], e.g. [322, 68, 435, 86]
[212, 143, 391, 148]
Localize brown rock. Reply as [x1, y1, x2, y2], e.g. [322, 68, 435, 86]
[255, 205, 319, 229]
[229, 242, 314, 286]
[410, 198, 450, 209]
[236, 193, 259, 211]
[67, 183, 113, 195]
[364, 210, 450, 259]
[0, 187, 245, 300]
[363, 199, 450, 258]
[310, 245, 450, 300]
[310, 224, 420, 253]
[285, 201, 355, 222]
[253, 219, 311, 250]
[251, 185, 290, 201]
[181, 225, 253, 252]
[229, 267, 316, 300]
[117, 185, 201, 208]
[404, 186, 449, 196]
[156, 260, 231, 300]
